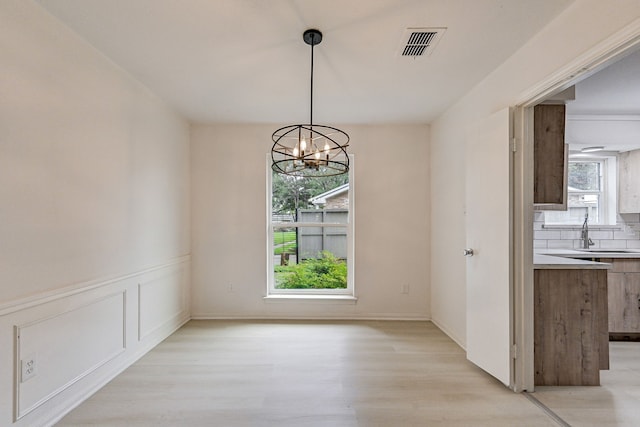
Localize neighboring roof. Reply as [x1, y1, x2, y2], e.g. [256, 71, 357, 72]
[309, 183, 349, 206]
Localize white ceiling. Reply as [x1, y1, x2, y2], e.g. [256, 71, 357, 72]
[565, 49, 640, 153]
[36, 0, 574, 125]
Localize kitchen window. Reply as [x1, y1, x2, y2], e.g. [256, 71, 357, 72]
[544, 156, 617, 225]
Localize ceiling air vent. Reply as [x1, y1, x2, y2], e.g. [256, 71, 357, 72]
[398, 27, 446, 58]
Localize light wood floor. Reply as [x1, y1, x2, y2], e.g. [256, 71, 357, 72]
[57, 320, 558, 426]
[532, 341, 640, 426]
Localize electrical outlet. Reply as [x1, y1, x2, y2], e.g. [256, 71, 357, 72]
[227, 283, 233, 293]
[401, 284, 410, 294]
[21, 355, 37, 383]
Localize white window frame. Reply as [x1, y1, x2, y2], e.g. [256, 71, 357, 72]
[266, 155, 355, 297]
[544, 154, 616, 225]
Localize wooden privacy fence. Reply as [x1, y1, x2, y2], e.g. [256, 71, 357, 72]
[297, 209, 348, 260]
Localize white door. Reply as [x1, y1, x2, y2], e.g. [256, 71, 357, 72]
[465, 107, 513, 387]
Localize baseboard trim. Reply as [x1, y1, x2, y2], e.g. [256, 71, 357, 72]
[430, 318, 466, 350]
[190, 314, 430, 321]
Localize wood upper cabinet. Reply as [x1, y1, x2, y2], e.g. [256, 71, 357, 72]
[534, 104, 568, 209]
[618, 149, 640, 213]
[603, 258, 640, 335]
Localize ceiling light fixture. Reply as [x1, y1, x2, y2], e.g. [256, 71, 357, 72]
[271, 29, 349, 177]
[581, 146, 605, 153]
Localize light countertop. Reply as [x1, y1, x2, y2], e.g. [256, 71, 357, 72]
[534, 254, 611, 270]
[538, 248, 640, 258]
[534, 248, 640, 270]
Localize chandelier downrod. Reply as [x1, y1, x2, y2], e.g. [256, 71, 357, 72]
[307, 29, 318, 129]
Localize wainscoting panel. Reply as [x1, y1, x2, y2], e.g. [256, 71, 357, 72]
[15, 292, 126, 419]
[0, 256, 190, 427]
[138, 264, 187, 341]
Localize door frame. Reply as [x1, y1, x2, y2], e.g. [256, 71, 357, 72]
[512, 18, 640, 392]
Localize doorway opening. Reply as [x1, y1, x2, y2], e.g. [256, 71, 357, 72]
[513, 23, 640, 393]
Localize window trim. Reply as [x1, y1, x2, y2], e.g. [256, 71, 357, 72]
[266, 154, 355, 298]
[543, 154, 617, 226]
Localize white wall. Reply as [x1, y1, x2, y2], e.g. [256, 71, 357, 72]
[430, 0, 640, 347]
[0, 1, 191, 425]
[191, 124, 430, 319]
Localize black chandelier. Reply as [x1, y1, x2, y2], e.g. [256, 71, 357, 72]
[271, 29, 349, 177]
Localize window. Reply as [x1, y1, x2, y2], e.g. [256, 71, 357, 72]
[267, 156, 354, 296]
[544, 155, 616, 225]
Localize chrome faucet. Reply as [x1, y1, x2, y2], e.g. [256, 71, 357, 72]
[581, 213, 594, 249]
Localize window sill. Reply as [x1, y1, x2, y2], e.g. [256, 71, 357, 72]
[263, 294, 357, 304]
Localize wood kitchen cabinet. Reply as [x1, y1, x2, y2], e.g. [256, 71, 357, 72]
[618, 149, 640, 213]
[534, 268, 609, 386]
[534, 104, 568, 209]
[601, 258, 640, 339]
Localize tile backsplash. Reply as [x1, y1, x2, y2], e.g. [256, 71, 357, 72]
[534, 212, 640, 249]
